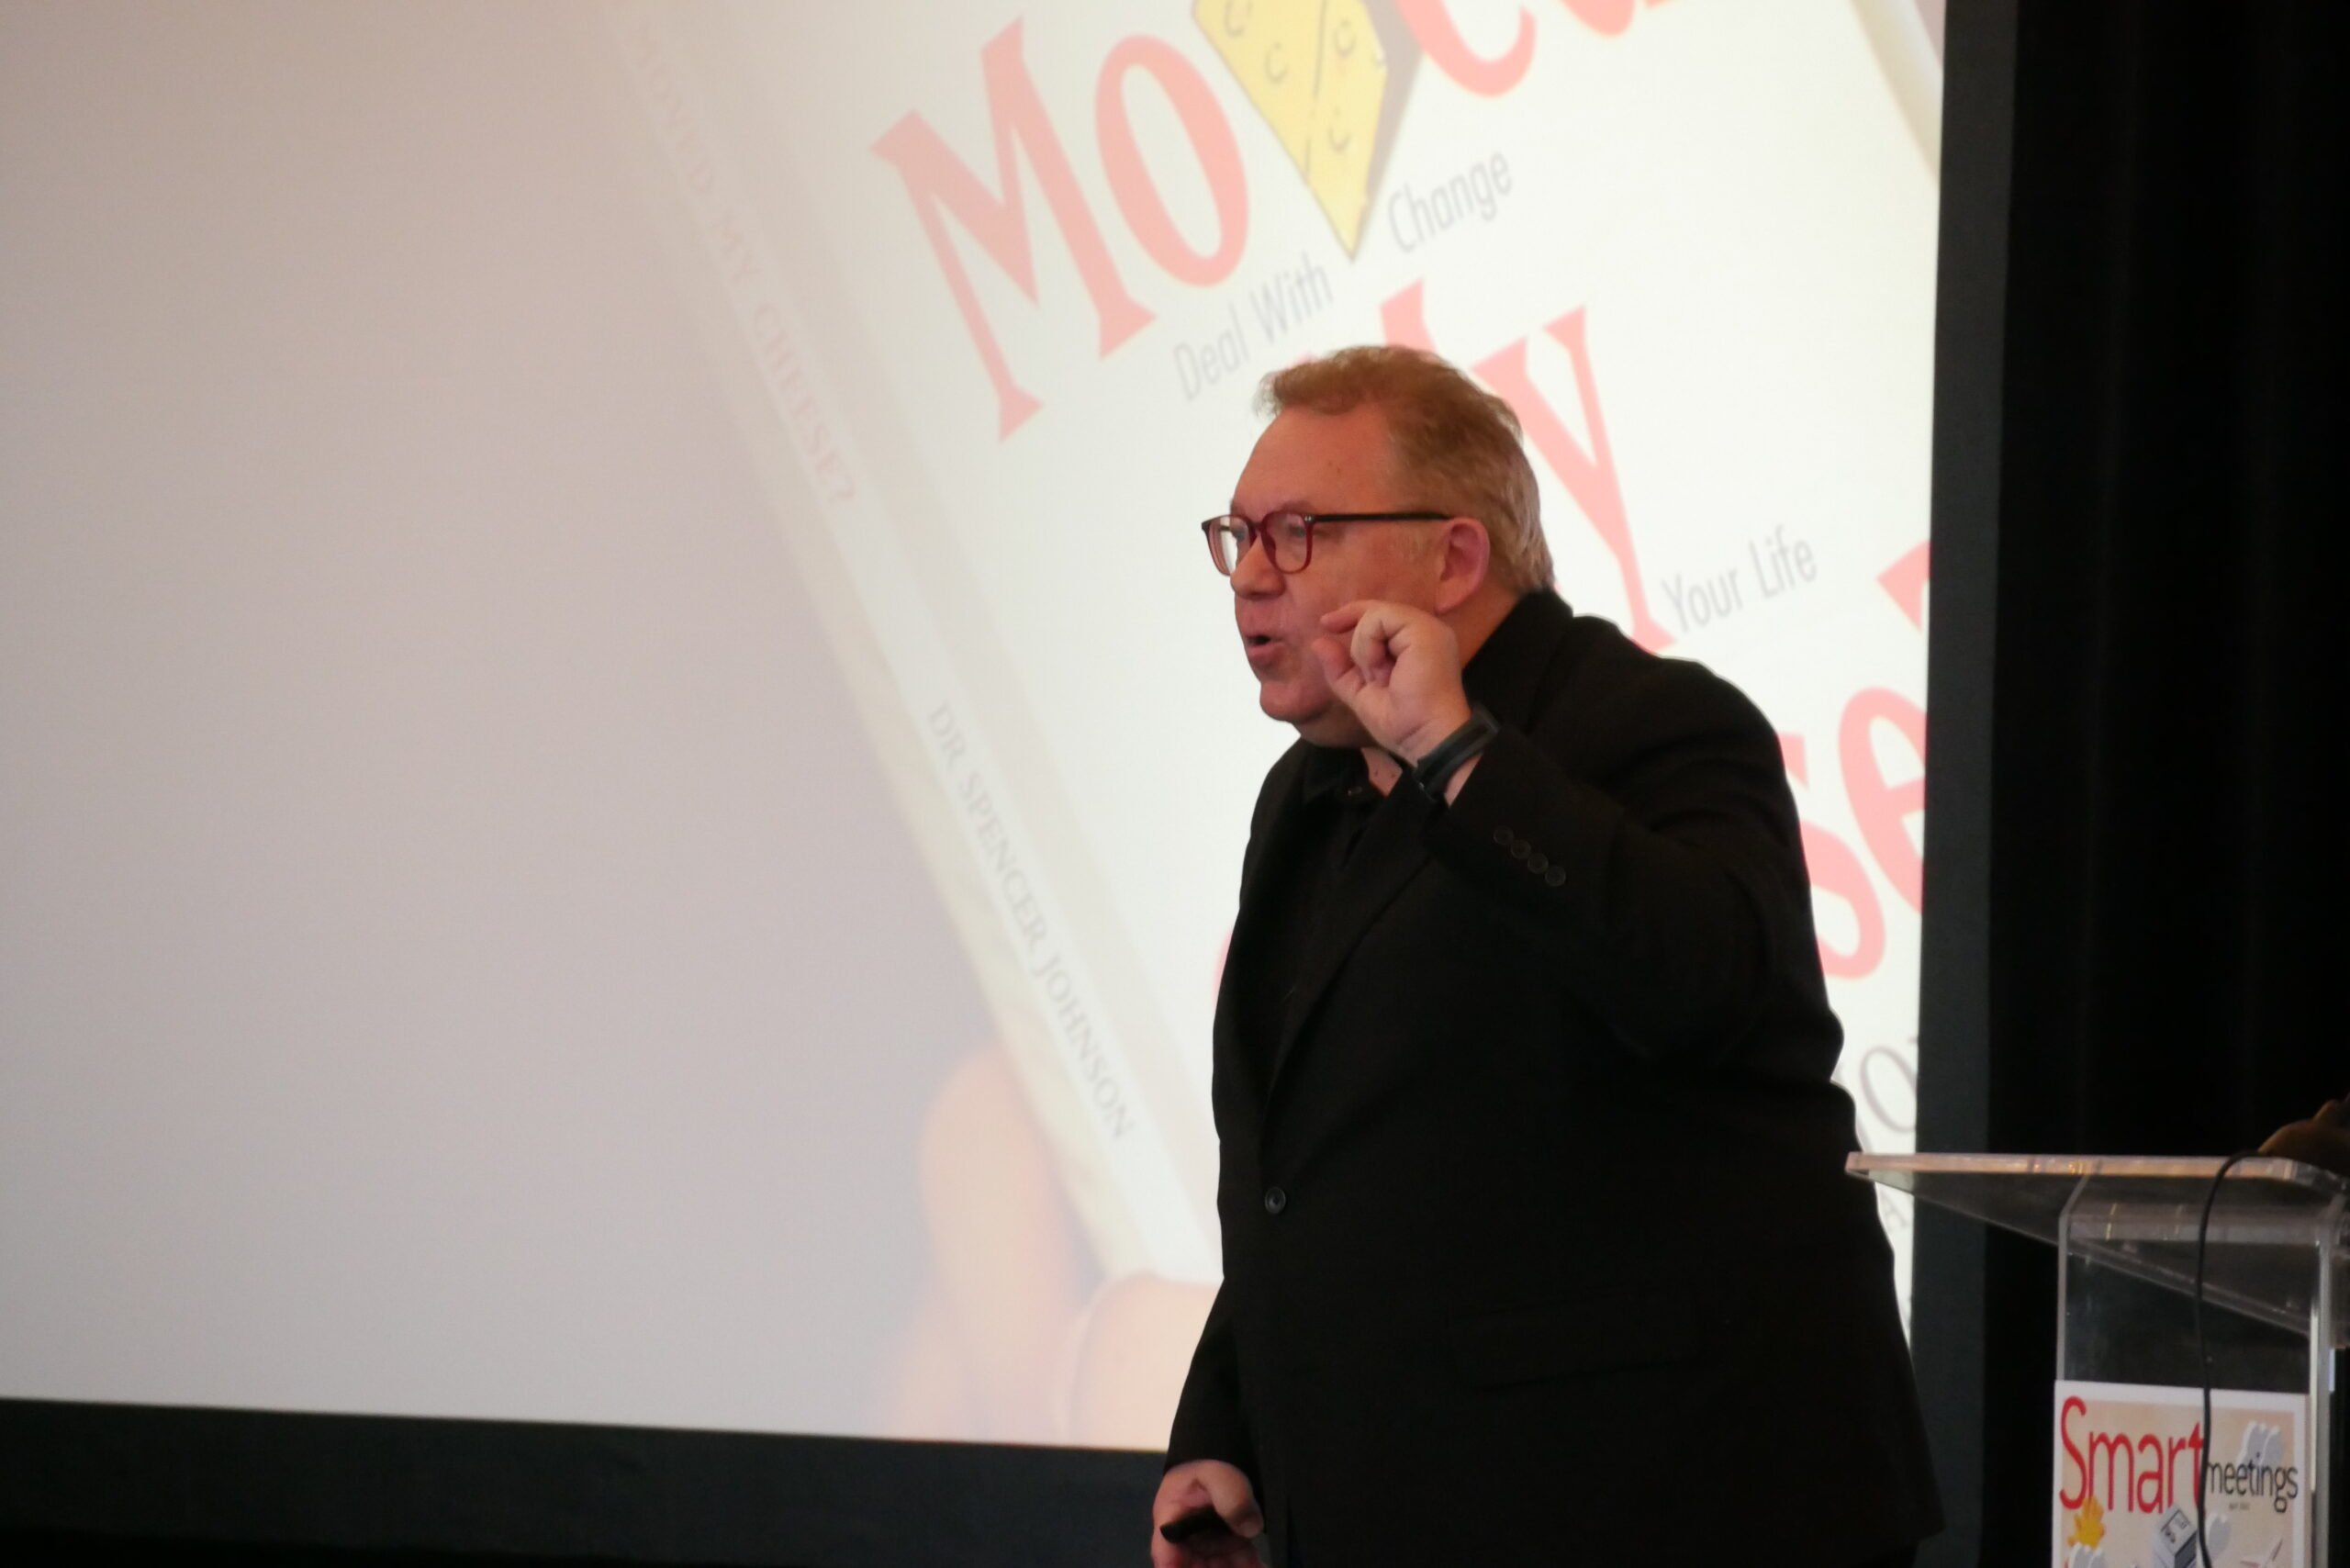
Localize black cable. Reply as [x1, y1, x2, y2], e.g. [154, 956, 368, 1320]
[2193, 1148, 2261, 1568]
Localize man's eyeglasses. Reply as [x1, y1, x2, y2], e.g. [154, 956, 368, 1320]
[1200, 510, 1450, 576]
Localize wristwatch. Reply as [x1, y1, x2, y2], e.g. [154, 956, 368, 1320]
[1406, 704, 1500, 805]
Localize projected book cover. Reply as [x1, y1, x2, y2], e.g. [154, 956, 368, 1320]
[596, 0, 1940, 1442]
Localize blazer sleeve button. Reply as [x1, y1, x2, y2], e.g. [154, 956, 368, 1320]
[1263, 1185, 1288, 1215]
[1492, 825, 1513, 846]
[1545, 866, 1568, 887]
[1526, 852, 1549, 875]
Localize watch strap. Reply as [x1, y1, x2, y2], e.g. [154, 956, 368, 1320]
[1407, 704, 1501, 805]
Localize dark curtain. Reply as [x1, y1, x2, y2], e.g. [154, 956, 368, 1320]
[1971, 2, 2348, 1562]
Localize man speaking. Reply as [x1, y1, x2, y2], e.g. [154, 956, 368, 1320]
[1152, 347, 1940, 1566]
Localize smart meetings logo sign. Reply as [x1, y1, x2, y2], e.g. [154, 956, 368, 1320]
[2053, 1382, 2309, 1568]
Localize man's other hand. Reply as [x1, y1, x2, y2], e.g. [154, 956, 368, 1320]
[1151, 1460, 1264, 1567]
[2261, 1096, 2350, 1179]
[1313, 600, 1472, 764]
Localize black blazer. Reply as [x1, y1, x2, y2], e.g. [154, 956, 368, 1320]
[1168, 591, 1940, 1565]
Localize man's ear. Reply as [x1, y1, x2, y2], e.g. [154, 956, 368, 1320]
[1432, 516, 1493, 612]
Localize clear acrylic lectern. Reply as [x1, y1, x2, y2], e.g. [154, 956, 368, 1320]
[1852, 1154, 2346, 1568]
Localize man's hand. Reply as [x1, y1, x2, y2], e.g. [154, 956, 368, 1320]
[2261, 1096, 2350, 1179]
[1151, 1460, 1263, 1567]
[1312, 600, 1473, 764]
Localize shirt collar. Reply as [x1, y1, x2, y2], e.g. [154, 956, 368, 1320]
[1300, 739, 1367, 802]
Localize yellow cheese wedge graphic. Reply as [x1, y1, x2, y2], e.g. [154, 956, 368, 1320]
[1195, 0, 1419, 254]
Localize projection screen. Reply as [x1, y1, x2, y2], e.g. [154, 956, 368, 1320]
[0, 0, 1941, 1449]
